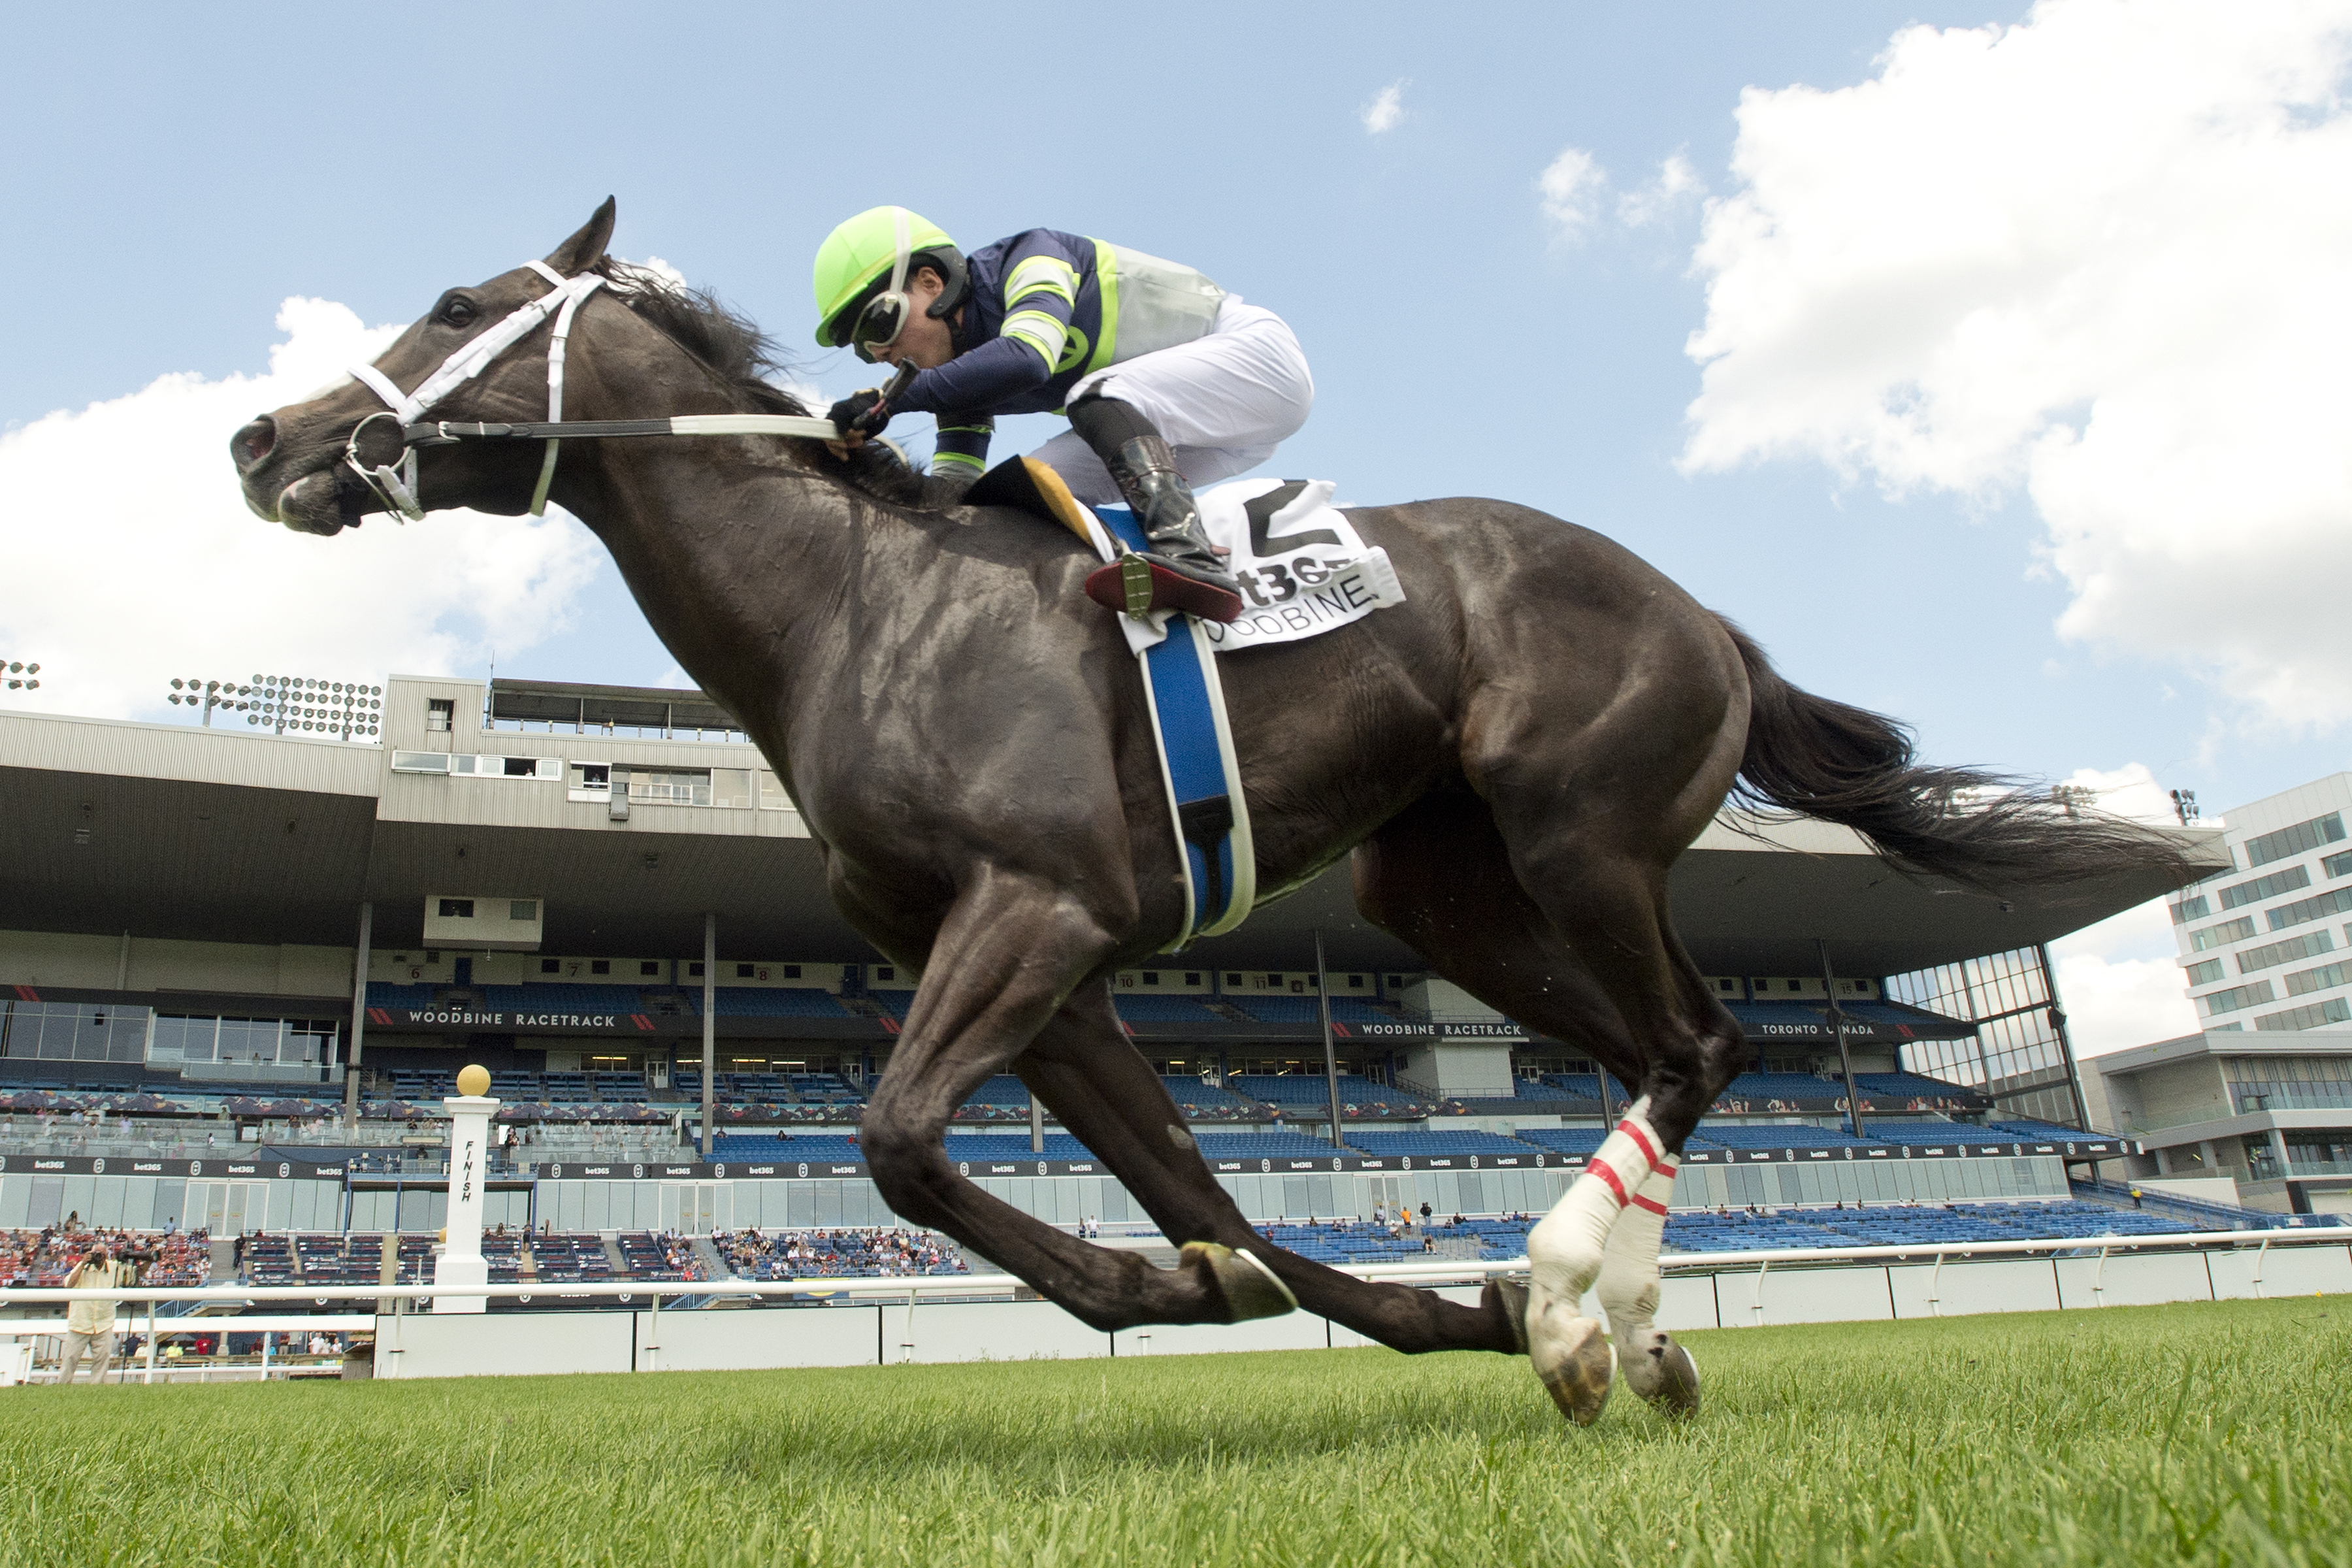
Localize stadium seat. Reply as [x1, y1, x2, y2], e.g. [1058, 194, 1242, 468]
[1345, 1130, 1543, 1157]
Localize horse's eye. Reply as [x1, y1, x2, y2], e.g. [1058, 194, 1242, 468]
[439, 296, 479, 327]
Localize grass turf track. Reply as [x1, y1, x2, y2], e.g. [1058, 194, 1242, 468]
[5, 1297, 2346, 1568]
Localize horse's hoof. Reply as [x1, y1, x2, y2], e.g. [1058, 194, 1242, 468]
[1528, 1305, 1615, 1427]
[1182, 1241, 1298, 1322]
[1622, 1328, 1701, 1417]
[1486, 1277, 1530, 1354]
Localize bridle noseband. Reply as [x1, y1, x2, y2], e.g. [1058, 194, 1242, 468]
[343, 259, 852, 521]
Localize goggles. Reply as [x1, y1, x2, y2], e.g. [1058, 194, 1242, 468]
[844, 208, 913, 365]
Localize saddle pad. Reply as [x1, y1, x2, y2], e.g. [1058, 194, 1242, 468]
[1191, 478, 1406, 651]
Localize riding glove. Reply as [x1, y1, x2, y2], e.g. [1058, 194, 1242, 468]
[828, 390, 891, 439]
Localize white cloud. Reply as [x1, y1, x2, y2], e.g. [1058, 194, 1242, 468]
[0, 297, 603, 724]
[2044, 762, 2199, 1054]
[1362, 80, 1407, 135]
[1618, 154, 1705, 227]
[1537, 146, 1608, 242]
[1678, 0, 2352, 727]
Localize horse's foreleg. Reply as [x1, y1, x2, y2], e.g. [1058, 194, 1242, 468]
[855, 867, 1234, 1331]
[1018, 988, 1526, 1354]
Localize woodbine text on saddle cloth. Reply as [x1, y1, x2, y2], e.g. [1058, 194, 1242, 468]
[1107, 477, 1405, 653]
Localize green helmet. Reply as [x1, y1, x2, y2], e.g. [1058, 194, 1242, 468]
[811, 205, 959, 348]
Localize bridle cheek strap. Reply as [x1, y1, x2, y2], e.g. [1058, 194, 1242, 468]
[344, 260, 606, 521]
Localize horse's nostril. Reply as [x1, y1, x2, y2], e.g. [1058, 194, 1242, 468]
[232, 416, 278, 469]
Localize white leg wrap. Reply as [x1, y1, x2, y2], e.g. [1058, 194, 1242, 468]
[1597, 1162, 1675, 1330]
[1596, 1158, 1701, 1411]
[1528, 1101, 1665, 1303]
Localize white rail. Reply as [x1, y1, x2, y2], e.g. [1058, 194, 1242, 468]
[0, 1228, 2340, 1310]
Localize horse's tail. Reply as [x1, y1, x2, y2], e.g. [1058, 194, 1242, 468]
[1717, 615, 2193, 890]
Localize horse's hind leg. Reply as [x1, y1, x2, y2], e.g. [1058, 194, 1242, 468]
[1017, 984, 1527, 1354]
[1356, 792, 1734, 1422]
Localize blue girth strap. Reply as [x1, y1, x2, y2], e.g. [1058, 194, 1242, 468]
[1092, 505, 1256, 947]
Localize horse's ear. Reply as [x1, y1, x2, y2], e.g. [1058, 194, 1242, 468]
[546, 197, 617, 276]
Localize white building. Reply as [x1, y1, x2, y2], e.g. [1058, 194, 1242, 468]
[2171, 774, 2352, 1036]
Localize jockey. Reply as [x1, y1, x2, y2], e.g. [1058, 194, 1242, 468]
[813, 206, 1313, 612]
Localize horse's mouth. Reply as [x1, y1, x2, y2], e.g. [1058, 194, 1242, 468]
[248, 465, 368, 537]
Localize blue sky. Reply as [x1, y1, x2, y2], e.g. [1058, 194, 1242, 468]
[7, 1, 2349, 1049]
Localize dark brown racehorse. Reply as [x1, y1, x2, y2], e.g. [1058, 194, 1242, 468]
[230, 203, 2179, 1423]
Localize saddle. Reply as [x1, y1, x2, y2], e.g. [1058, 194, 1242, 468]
[964, 457, 1237, 621]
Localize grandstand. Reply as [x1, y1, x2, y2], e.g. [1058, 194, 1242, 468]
[0, 670, 2230, 1248]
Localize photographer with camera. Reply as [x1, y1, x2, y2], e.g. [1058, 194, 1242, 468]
[60, 1239, 148, 1384]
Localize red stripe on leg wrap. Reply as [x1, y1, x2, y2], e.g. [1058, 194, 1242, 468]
[1589, 1160, 1629, 1206]
[1631, 1195, 1670, 1217]
[1617, 1119, 1659, 1169]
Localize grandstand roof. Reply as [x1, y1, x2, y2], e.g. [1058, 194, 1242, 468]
[1, 678, 2226, 975]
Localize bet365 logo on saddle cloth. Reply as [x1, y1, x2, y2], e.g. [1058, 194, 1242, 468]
[1195, 479, 1406, 647]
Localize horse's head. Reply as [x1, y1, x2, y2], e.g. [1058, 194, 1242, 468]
[230, 200, 617, 535]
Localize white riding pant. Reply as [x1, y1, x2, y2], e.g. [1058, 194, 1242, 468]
[1031, 297, 1315, 505]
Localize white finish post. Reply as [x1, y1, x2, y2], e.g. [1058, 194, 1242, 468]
[434, 1075, 498, 1313]
[701, 915, 717, 1158]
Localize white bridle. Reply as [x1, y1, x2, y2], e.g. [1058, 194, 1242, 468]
[342, 259, 852, 522]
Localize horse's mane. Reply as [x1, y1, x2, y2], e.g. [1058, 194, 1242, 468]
[589, 260, 927, 506]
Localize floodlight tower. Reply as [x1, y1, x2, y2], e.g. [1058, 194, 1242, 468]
[1, 659, 39, 692]
[164, 675, 385, 739]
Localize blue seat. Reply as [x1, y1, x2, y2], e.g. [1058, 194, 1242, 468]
[1345, 1130, 1541, 1157]
[702, 988, 849, 1019]
[1191, 1132, 1348, 1160]
[1112, 994, 1227, 1022]
[1693, 1122, 1872, 1149]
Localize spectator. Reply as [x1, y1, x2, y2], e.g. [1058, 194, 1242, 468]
[60, 1241, 140, 1384]
[1419, 1201, 1433, 1228]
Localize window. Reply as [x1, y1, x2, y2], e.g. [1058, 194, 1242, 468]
[510, 900, 537, 921]
[783, 964, 802, 979]
[2283, 960, 2350, 998]
[2255, 997, 2352, 1032]
[2217, 865, 2311, 911]
[736, 963, 755, 979]
[875, 966, 898, 983]
[2236, 930, 2332, 974]
[427, 698, 454, 733]
[437, 898, 474, 919]
[2201, 981, 2276, 1017]
[540, 958, 561, 974]
[2244, 811, 2345, 869]
[1, 1001, 152, 1063]
[2267, 887, 2352, 932]
[1185, 972, 1201, 986]
[2170, 896, 2211, 924]
[2184, 958, 2225, 987]
[688, 962, 705, 979]
[2325, 850, 2352, 879]
[590, 960, 610, 976]
[1141, 971, 1160, 986]
[2189, 917, 2258, 951]
[1227, 973, 1243, 986]
[640, 960, 661, 977]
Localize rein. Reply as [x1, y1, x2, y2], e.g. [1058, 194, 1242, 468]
[344, 259, 858, 521]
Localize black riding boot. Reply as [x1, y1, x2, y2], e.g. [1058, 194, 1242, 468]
[1068, 393, 1243, 615]
[1102, 433, 1241, 597]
